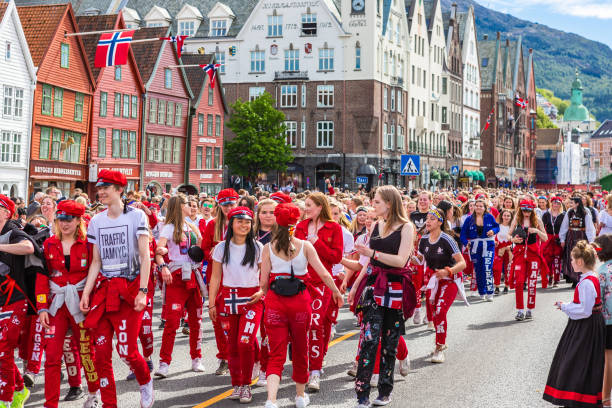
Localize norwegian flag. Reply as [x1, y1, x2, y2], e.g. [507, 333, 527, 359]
[160, 35, 188, 58]
[374, 282, 403, 309]
[483, 108, 494, 131]
[200, 63, 221, 89]
[515, 97, 527, 109]
[94, 30, 134, 68]
[222, 288, 251, 314]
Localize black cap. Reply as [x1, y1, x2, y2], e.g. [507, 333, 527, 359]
[437, 200, 453, 214]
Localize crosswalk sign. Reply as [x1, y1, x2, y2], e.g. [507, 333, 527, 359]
[400, 154, 420, 176]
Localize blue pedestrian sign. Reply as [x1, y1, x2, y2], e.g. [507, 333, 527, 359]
[356, 176, 368, 184]
[400, 155, 420, 176]
[450, 166, 459, 176]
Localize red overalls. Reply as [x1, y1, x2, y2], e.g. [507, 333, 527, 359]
[511, 234, 550, 310]
[492, 238, 512, 287]
[295, 219, 343, 372]
[138, 239, 157, 360]
[37, 236, 99, 408]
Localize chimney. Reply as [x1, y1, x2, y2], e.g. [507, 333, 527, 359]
[496, 31, 501, 40]
[483, 34, 488, 40]
[529, 48, 533, 54]
[505, 38, 510, 47]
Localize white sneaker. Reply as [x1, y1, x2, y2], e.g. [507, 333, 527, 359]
[372, 396, 392, 406]
[431, 350, 446, 364]
[139, 379, 154, 408]
[265, 400, 279, 408]
[485, 294, 494, 302]
[82, 391, 100, 408]
[229, 386, 242, 400]
[427, 321, 435, 331]
[307, 373, 320, 391]
[251, 362, 261, 381]
[347, 361, 358, 377]
[422, 315, 428, 325]
[192, 358, 205, 372]
[295, 393, 310, 408]
[154, 362, 169, 378]
[256, 371, 267, 387]
[412, 307, 422, 325]
[330, 324, 337, 340]
[398, 357, 410, 376]
[370, 373, 379, 387]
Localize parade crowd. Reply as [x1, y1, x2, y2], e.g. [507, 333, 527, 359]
[0, 170, 611, 408]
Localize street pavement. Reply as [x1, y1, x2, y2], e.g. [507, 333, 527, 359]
[25, 282, 574, 408]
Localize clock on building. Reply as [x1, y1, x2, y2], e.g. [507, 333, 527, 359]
[352, 0, 365, 13]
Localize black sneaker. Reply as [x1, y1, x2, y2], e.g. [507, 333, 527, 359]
[64, 386, 85, 401]
[503, 286, 509, 294]
[215, 360, 229, 376]
[515, 311, 525, 321]
[494, 287, 500, 295]
[525, 310, 533, 320]
[159, 319, 165, 330]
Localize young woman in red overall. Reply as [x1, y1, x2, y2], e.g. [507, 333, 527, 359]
[409, 192, 431, 325]
[155, 195, 203, 378]
[294, 192, 343, 392]
[510, 200, 549, 321]
[261, 203, 343, 408]
[209, 207, 264, 403]
[541, 197, 565, 288]
[493, 209, 513, 294]
[201, 188, 238, 376]
[37, 200, 100, 408]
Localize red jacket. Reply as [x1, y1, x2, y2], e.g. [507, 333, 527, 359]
[37, 235, 92, 311]
[295, 219, 343, 285]
[201, 219, 222, 283]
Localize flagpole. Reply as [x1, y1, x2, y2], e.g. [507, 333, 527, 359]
[166, 65, 202, 68]
[65, 28, 139, 37]
[479, 109, 494, 135]
[130, 38, 165, 44]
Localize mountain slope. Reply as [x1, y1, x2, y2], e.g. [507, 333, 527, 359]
[441, 0, 612, 121]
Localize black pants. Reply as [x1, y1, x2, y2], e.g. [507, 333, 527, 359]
[355, 299, 403, 401]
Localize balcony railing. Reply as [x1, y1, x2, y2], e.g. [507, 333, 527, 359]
[274, 71, 309, 81]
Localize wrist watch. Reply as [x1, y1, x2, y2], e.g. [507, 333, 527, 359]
[138, 288, 148, 294]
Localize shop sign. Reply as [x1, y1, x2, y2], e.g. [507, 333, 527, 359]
[145, 171, 174, 178]
[31, 160, 85, 179]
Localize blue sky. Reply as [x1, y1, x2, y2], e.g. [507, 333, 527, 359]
[479, 0, 612, 48]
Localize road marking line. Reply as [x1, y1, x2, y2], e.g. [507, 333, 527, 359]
[193, 330, 358, 408]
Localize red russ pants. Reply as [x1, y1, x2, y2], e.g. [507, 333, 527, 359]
[493, 242, 512, 287]
[44, 305, 99, 408]
[307, 283, 331, 372]
[220, 301, 264, 386]
[0, 300, 27, 402]
[513, 248, 542, 310]
[138, 294, 154, 359]
[264, 290, 312, 384]
[432, 280, 458, 346]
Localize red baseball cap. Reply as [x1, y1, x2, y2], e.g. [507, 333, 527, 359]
[0, 195, 15, 218]
[228, 206, 254, 221]
[519, 199, 536, 210]
[270, 192, 292, 204]
[96, 169, 127, 187]
[216, 188, 239, 206]
[274, 203, 300, 227]
[56, 200, 86, 220]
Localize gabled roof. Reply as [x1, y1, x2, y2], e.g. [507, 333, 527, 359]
[591, 119, 612, 139]
[16, 4, 67, 66]
[0, 3, 8, 22]
[130, 26, 169, 85]
[180, 53, 227, 113]
[478, 39, 497, 89]
[509, 36, 524, 93]
[0, 1, 37, 84]
[536, 128, 563, 150]
[75, 13, 117, 81]
[456, 11, 467, 44]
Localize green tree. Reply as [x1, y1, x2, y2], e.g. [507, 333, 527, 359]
[225, 93, 293, 182]
[536, 106, 558, 129]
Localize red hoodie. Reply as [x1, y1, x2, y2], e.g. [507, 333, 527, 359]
[295, 219, 343, 285]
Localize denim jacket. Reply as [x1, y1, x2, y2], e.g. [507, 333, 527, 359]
[599, 260, 612, 325]
[460, 213, 500, 247]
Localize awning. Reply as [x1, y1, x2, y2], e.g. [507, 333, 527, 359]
[440, 170, 450, 180]
[357, 164, 378, 175]
[430, 170, 441, 180]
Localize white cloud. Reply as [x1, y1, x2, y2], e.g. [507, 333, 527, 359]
[481, 0, 612, 19]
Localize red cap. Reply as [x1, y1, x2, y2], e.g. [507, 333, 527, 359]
[143, 201, 160, 211]
[56, 200, 86, 220]
[550, 196, 562, 203]
[457, 196, 467, 203]
[603, 191, 609, 195]
[96, 169, 127, 187]
[274, 203, 300, 227]
[228, 206, 254, 220]
[216, 188, 239, 206]
[0, 195, 15, 218]
[475, 193, 486, 200]
[519, 199, 536, 210]
[270, 192, 292, 204]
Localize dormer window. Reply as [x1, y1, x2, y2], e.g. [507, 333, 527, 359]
[179, 20, 196, 36]
[301, 11, 316, 36]
[210, 20, 227, 36]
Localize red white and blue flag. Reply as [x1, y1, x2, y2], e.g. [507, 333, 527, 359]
[160, 35, 188, 58]
[94, 30, 134, 68]
[200, 63, 221, 89]
[515, 97, 527, 109]
[374, 282, 403, 310]
[483, 108, 494, 131]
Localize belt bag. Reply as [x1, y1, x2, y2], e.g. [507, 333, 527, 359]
[270, 265, 306, 296]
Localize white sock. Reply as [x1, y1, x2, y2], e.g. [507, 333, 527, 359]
[311, 370, 320, 376]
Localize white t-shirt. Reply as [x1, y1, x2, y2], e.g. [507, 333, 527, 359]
[87, 206, 148, 280]
[160, 223, 193, 264]
[332, 226, 355, 276]
[497, 224, 511, 242]
[212, 240, 263, 287]
[599, 210, 612, 236]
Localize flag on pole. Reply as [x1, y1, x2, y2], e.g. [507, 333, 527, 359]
[160, 35, 188, 58]
[200, 63, 221, 89]
[94, 30, 134, 68]
[515, 97, 527, 109]
[483, 108, 494, 131]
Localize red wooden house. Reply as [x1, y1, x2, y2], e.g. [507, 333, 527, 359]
[181, 53, 228, 195]
[17, 3, 95, 197]
[131, 27, 193, 196]
[76, 12, 145, 196]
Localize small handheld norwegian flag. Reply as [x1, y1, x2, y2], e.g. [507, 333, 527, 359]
[160, 35, 188, 58]
[94, 30, 135, 68]
[515, 97, 527, 109]
[483, 108, 494, 131]
[200, 63, 221, 89]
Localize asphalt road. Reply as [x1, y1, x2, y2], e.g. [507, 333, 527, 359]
[25, 282, 573, 408]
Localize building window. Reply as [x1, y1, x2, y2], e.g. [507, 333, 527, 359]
[384, 52, 388, 75]
[129, 131, 136, 158]
[208, 87, 214, 106]
[397, 91, 402, 113]
[173, 138, 182, 164]
[11, 133, 20, 163]
[196, 146, 203, 168]
[53, 88, 63, 117]
[51, 129, 61, 160]
[198, 114, 204, 135]
[100, 92, 107, 117]
[383, 87, 388, 111]
[112, 129, 120, 158]
[215, 115, 221, 136]
[149, 98, 157, 123]
[113, 93, 121, 117]
[301, 13, 316, 35]
[285, 121, 297, 147]
[163, 137, 172, 163]
[205, 146, 212, 168]
[74, 93, 84, 122]
[1, 132, 10, 162]
[355, 44, 361, 70]
[131, 96, 138, 119]
[207, 114, 213, 135]
[318, 47, 334, 71]
[120, 130, 129, 158]
[164, 69, 172, 88]
[284, 49, 299, 72]
[60, 43, 69, 68]
[179, 20, 195, 36]
[213, 146, 220, 168]
[280, 85, 298, 107]
[64, 133, 81, 163]
[98, 128, 106, 157]
[115, 66, 121, 80]
[175, 103, 182, 127]
[2, 86, 12, 118]
[4, 41, 10, 60]
[42, 85, 52, 115]
[442, 107, 447, 124]
[210, 19, 227, 36]
[215, 51, 226, 73]
[250, 50, 265, 73]
[123, 94, 130, 118]
[301, 84, 306, 107]
[397, 125, 404, 151]
[301, 121, 306, 148]
[382, 123, 388, 149]
[40, 128, 50, 159]
[411, 97, 414, 116]
[158, 100, 166, 124]
[442, 77, 447, 94]
[268, 15, 282, 37]
[317, 85, 334, 108]
[316, 121, 333, 148]
[166, 101, 173, 125]
[390, 89, 395, 111]
[249, 87, 265, 101]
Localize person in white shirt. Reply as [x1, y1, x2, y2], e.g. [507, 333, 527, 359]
[598, 195, 612, 236]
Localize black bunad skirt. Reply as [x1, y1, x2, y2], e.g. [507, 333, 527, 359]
[563, 230, 587, 283]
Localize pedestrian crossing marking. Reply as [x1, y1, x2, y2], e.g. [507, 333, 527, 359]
[403, 158, 418, 174]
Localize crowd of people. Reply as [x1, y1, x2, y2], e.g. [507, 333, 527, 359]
[0, 172, 611, 408]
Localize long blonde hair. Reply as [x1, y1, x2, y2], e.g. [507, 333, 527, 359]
[165, 195, 187, 244]
[376, 185, 409, 235]
[306, 192, 333, 223]
[54, 218, 87, 242]
[213, 202, 228, 242]
[329, 200, 350, 228]
[254, 199, 277, 232]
